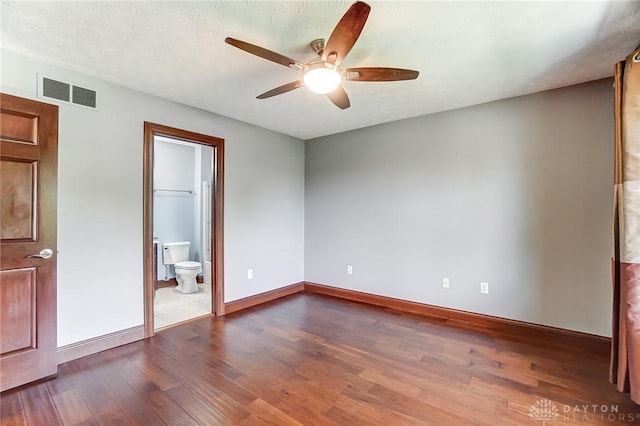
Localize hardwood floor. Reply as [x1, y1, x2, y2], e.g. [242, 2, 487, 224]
[1, 293, 636, 425]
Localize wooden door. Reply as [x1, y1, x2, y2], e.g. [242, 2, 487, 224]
[0, 93, 58, 391]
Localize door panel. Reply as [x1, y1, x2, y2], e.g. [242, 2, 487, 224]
[1, 160, 36, 240]
[0, 93, 58, 391]
[0, 268, 36, 354]
[0, 109, 38, 144]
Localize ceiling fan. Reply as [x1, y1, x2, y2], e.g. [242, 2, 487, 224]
[225, 1, 419, 110]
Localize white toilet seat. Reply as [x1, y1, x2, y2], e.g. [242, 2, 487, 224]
[175, 261, 201, 270]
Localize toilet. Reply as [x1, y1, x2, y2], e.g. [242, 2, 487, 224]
[162, 241, 202, 294]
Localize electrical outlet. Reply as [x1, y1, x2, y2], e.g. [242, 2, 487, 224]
[480, 281, 489, 294]
[442, 277, 450, 288]
[347, 265, 353, 275]
[247, 269, 253, 280]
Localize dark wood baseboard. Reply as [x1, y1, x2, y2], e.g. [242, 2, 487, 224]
[68, 281, 609, 364]
[220, 280, 611, 355]
[57, 325, 145, 365]
[303, 282, 611, 355]
[224, 282, 305, 314]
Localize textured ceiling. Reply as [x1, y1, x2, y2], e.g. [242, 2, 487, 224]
[1, 1, 639, 140]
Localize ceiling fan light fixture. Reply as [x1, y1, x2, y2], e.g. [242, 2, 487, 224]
[303, 62, 342, 94]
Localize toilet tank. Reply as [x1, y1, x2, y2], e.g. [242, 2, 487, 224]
[162, 241, 191, 265]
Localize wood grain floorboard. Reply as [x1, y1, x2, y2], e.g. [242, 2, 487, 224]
[1, 293, 637, 425]
[0, 390, 28, 426]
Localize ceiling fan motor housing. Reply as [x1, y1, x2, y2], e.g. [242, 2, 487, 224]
[310, 39, 325, 56]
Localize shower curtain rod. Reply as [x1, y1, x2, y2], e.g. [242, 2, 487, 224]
[154, 189, 194, 194]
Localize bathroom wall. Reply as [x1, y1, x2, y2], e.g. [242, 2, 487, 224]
[1, 49, 305, 346]
[153, 138, 198, 280]
[153, 137, 214, 280]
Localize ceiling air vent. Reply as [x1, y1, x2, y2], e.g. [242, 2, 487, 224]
[38, 75, 98, 110]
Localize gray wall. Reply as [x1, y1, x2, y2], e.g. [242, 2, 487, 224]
[305, 79, 614, 337]
[1, 49, 305, 346]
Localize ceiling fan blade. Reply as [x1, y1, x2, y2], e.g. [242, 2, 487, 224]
[257, 81, 303, 99]
[225, 37, 301, 68]
[327, 86, 351, 109]
[322, 1, 371, 65]
[345, 67, 419, 81]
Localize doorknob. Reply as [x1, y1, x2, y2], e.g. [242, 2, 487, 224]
[27, 248, 54, 259]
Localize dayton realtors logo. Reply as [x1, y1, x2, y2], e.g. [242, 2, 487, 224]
[529, 399, 639, 423]
[529, 399, 559, 425]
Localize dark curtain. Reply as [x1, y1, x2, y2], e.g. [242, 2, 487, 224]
[610, 47, 640, 403]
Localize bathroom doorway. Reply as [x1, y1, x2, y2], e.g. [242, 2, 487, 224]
[143, 122, 224, 337]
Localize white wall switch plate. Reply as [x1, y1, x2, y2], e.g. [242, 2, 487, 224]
[347, 265, 353, 275]
[247, 269, 253, 280]
[443, 277, 450, 288]
[480, 281, 489, 294]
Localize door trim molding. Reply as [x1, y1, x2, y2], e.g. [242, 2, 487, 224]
[143, 122, 225, 338]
